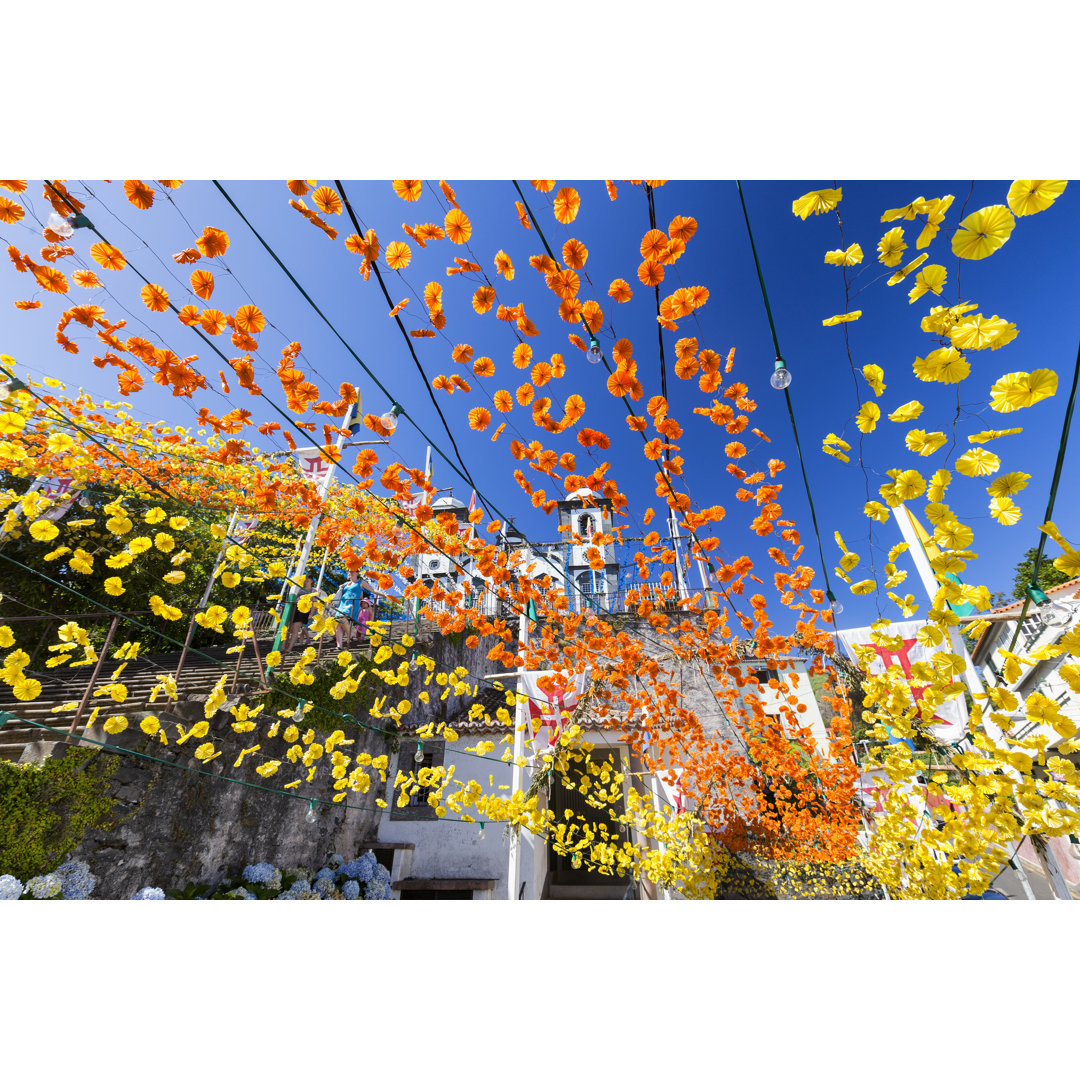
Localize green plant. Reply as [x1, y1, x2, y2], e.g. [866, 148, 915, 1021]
[259, 654, 381, 735]
[0, 748, 120, 880]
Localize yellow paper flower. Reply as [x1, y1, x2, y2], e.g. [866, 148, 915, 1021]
[822, 433, 851, 463]
[162, 570, 185, 584]
[951, 204, 1015, 260]
[990, 497, 1022, 525]
[905, 429, 947, 457]
[823, 243, 862, 266]
[154, 532, 175, 552]
[862, 364, 886, 396]
[144, 507, 167, 524]
[893, 470, 926, 501]
[968, 427, 1022, 444]
[913, 347, 969, 384]
[792, 188, 842, 219]
[169, 516, 190, 530]
[104, 576, 125, 596]
[140, 715, 161, 736]
[877, 227, 906, 267]
[928, 469, 951, 502]
[28, 520, 60, 542]
[863, 501, 889, 522]
[933, 520, 974, 551]
[221, 571, 240, 588]
[851, 579, 877, 595]
[986, 472, 1030, 498]
[989, 369, 1058, 412]
[127, 537, 152, 554]
[0, 626, 14, 648]
[1006, 180, 1067, 217]
[855, 401, 880, 433]
[886, 252, 928, 285]
[105, 551, 134, 569]
[105, 517, 133, 536]
[916, 195, 953, 248]
[955, 448, 1001, 477]
[13, 678, 42, 701]
[822, 311, 862, 327]
[949, 314, 1017, 352]
[193, 742, 219, 761]
[907, 265, 947, 303]
[888, 400, 924, 423]
[103, 716, 128, 735]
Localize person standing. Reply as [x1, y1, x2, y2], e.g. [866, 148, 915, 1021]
[284, 575, 312, 653]
[336, 570, 367, 646]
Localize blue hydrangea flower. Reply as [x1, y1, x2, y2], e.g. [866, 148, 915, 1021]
[224, 887, 256, 900]
[242, 862, 282, 891]
[341, 879, 360, 900]
[313, 867, 336, 884]
[0, 874, 25, 901]
[382, 883, 393, 900]
[277, 879, 314, 900]
[26, 874, 62, 899]
[340, 851, 378, 882]
[131, 886, 165, 900]
[314, 876, 336, 897]
[364, 878, 382, 900]
[55, 860, 97, 900]
[328, 854, 345, 868]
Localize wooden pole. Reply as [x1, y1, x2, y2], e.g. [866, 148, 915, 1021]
[68, 614, 119, 739]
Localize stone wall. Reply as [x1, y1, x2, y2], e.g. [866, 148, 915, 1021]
[22, 698, 388, 899]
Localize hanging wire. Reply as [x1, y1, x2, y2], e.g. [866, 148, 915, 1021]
[734, 180, 836, 608]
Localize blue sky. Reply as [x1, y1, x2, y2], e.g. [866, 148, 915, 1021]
[2, 179, 1077, 631]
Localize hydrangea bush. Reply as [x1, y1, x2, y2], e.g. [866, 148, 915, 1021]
[1, 853, 393, 900]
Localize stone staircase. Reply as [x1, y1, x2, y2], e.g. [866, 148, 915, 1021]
[0, 640, 274, 763]
[0, 616, 422, 764]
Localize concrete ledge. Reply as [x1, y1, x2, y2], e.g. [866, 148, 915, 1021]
[393, 877, 497, 892]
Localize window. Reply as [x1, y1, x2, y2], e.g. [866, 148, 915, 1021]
[1020, 616, 1042, 650]
[391, 740, 445, 821]
[749, 667, 779, 686]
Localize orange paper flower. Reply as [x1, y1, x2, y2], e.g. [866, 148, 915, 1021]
[553, 187, 581, 224]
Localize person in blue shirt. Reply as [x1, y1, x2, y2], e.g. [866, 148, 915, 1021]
[334, 570, 367, 647]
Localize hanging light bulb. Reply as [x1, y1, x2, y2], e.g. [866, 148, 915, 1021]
[414, 741, 425, 764]
[1027, 586, 1073, 629]
[587, 337, 604, 365]
[305, 799, 318, 824]
[826, 589, 844, 616]
[77, 495, 94, 509]
[45, 212, 75, 240]
[770, 358, 792, 391]
[571, 852, 583, 869]
[380, 402, 403, 434]
[0, 382, 9, 402]
[478, 822, 485, 841]
[291, 700, 307, 725]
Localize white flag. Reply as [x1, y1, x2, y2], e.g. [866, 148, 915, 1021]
[517, 669, 589, 753]
[835, 620, 967, 743]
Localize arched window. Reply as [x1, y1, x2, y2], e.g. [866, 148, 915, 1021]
[577, 513, 594, 539]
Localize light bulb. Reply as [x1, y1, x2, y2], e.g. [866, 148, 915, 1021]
[46, 212, 75, 240]
[414, 742, 425, 764]
[770, 363, 792, 391]
[478, 822, 485, 840]
[0, 382, 9, 402]
[77, 496, 93, 509]
[826, 590, 843, 616]
[380, 403, 403, 434]
[1038, 602, 1072, 629]
[571, 852, 582, 869]
[305, 800, 318, 824]
[587, 337, 604, 365]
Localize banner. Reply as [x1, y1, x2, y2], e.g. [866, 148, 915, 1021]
[836, 620, 967, 743]
[294, 447, 333, 488]
[31, 475, 80, 523]
[229, 514, 260, 542]
[518, 669, 589, 754]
